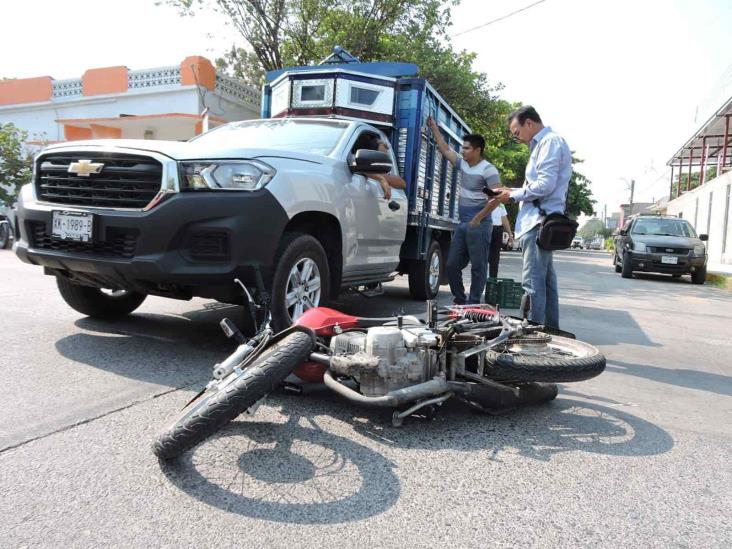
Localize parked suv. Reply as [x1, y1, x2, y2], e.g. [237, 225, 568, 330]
[613, 214, 708, 284]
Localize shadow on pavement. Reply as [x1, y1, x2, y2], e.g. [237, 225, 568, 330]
[347, 396, 674, 462]
[606, 359, 732, 397]
[159, 388, 673, 525]
[560, 304, 660, 347]
[161, 411, 400, 524]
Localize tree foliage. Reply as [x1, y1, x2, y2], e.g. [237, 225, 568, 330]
[0, 123, 33, 204]
[578, 218, 612, 240]
[163, 0, 595, 220]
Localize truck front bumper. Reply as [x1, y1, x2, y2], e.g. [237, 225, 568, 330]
[14, 189, 289, 300]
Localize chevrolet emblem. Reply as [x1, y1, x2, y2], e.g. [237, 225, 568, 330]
[68, 159, 104, 177]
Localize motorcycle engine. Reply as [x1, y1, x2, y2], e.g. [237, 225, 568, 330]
[329, 326, 439, 397]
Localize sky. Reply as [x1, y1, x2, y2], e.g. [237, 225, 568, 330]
[2, 0, 731, 218]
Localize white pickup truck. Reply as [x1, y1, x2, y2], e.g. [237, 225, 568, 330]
[13, 59, 472, 330]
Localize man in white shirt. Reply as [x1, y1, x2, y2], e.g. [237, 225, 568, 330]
[428, 117, 500, 304]
[488, 204, 513, 279]
[495, 106, 572, 328]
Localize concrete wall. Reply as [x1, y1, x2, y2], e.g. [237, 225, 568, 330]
[0, 86, 200, 143]
[667, 170, 732, 265]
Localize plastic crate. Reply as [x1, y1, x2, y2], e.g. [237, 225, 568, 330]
[484, 277, 512, 305]
[499, 280, 524, 309]
[484, 277, 524, 308]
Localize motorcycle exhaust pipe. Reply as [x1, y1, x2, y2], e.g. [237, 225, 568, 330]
[322, 369, 451, 408]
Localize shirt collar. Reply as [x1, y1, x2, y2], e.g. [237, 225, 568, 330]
[530, 126, 552, 149]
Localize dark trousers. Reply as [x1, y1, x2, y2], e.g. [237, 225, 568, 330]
[446, 218, 492, 304]
[488, 225, 503, 279]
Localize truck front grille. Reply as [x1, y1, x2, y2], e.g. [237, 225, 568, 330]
[30, 222, 138, 258]
[36, 152, 163, 209]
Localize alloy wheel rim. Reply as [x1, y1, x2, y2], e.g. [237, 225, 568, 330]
[428, 251, 440, 291]
[285, 258, 321, 321]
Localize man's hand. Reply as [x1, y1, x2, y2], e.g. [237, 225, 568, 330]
[468, 216, 481, 228]
[495, 188, 513, 204]
[427, 116, 438, 134]
[375, 175, 392, 200]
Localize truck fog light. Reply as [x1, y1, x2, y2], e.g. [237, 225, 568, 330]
[638, 262, 645, 268]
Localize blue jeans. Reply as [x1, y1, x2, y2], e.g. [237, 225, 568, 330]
[521, 224, 559, 328]
[447, 212, 492, 304]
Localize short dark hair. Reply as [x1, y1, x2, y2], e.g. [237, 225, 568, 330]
[462, 133, 486, 154]
[508, 105, 542, 126]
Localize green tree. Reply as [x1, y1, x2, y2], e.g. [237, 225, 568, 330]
[0, 123, 33, 204]
[162, 0, 596, 220]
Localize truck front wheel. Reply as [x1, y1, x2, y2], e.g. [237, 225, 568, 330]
[408, 240, 443, 300]
[56, 277, 147, 319]
[270, 233, 330, 331]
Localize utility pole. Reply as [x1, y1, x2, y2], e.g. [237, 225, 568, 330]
[629, 179, 635, 208]
[604, 204, 607, 228]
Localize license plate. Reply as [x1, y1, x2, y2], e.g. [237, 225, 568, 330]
[52, 211, 93, 242]
[661, 255, 678, 265]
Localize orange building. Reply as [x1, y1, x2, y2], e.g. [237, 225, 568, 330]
[0, 55, 260, 146]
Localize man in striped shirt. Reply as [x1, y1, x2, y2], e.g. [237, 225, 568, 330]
[428, 117, 501, 304]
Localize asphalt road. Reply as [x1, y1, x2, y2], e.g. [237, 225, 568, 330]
[1, 248, 730, 548]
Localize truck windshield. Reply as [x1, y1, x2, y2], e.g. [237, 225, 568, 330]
[631, 218, 696, 237]
[190, 119, 349, 156]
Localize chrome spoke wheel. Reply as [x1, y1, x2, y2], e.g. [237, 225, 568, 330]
[285, 258, 321, 321]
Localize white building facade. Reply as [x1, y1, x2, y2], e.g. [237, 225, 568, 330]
[667, 94, 731, 270]
[0, 56, 261, 146]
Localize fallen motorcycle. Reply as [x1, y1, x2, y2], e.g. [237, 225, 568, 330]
[152, 280, 605, 460]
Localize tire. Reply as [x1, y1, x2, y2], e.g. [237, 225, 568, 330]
[408, 240, 442, 300]
[152, 329, 315, 460]
[691, 266, 706, 285]
[614, 254, 622, 273]
[485, 334, 606, 383]
[620, 252, 633, 278]
[270, 232, 330, 332]
[56, 277, 147, 318]
[0, 221, 10, 249]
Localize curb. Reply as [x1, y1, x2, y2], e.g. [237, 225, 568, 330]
[707, 272, 732, 290]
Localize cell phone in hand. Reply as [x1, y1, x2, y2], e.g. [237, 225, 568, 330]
[482, 185, 499, 197]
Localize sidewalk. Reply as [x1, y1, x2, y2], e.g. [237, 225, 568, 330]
[707, 261, 732, 275]
[707, 261, 732, 290]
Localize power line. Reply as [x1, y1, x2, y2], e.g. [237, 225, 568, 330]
[452, 0, 548, 37]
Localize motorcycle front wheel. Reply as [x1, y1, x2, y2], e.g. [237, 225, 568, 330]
[485, 334, 605, 383]
[152, 328, 314, 461]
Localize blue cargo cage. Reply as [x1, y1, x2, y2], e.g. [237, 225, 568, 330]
[261, 51, 472, 263]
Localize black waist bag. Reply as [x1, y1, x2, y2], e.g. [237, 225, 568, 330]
[533, 199, 578, 251]
[536, 212, 578, 250]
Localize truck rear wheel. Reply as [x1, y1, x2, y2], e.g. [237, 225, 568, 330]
[56, 277, 147, 319]
[408, 240, 442, 300]
[270, 232, 330, 331]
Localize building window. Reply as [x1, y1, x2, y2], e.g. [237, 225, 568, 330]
[723, 184, 731, 254]
[707, 192, 713, 236]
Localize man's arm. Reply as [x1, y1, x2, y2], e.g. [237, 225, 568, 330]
[501, 214, 512, 235]
[468, 199, 500, 227]
[427, 116, 459, 166]
[509, 138, 562, 203]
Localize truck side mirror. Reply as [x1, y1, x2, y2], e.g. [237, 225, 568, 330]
[618, 228, 627, 236]
[349, 149, 392, 175]
[699, 234, 708, 241]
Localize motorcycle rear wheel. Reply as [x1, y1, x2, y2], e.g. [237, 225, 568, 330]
[485, 335, 605, 383]
[152, 328, 314, 460]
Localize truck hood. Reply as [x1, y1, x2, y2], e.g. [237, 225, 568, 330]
[43, 139, 327, 165]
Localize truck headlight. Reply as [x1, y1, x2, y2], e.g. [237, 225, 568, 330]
[693, 244, 705, 255]
[632, 242, 647, 252]
[180, 160, 275, 191]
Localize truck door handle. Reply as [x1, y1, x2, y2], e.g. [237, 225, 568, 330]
[388, 201, 400, 211]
